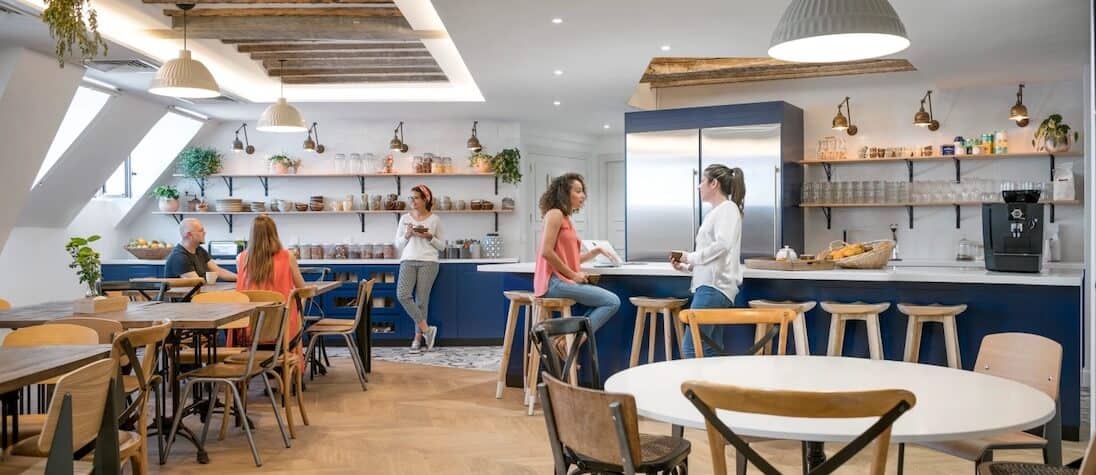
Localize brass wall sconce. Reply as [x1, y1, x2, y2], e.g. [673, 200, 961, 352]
[232, 123, 254, 154]
[467, 121, 483, 152]
[831, 97, 858, 136]
[1009, 83, 1029, 127]
[303, 122, 325, 153]
[913, 90, 940, 131]
[389, 121, 408, 153]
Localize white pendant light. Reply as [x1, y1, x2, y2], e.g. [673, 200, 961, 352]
[257, 59, 307, 133]
[148, 4, 220, 99]
[768, 0, 910, 63]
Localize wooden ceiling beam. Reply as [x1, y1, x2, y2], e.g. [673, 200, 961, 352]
[281, 74, 447, 84]
[641, 58, 915, 88]
[167, 15, 435, 40]
[261, 58, 436, 68]
[268, 66, 442, 76]
[146, 0, 393, 4]
[249, 50, 431, 60]
[236, 42, 422, 53]
[163, 7, 402, 17]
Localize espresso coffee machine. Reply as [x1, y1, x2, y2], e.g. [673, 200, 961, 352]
[982, 191, 1043, 273]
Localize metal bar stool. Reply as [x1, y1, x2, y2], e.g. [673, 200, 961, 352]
[821, 301, 891, 359]
[747, 300, 817, 355]
[496, 290, 534, 399]
[898, 303, 968, 368]
[627, 297, 687, 366]
[526, 297, 574, 416]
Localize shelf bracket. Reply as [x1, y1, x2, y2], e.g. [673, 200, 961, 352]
[954, 204, 961, 229]
[395, 176, 402, 196]
[168, 214, 183, 224]
[822, 163, 833, 182]
[907, 205, 914, 229]
[221, 214, 233, 233]
[905, 160, 914, 182]
[494, 176, 499, 195]
[358, 213, 365, 232]
[192, 178, 206, 197]
[358, 176, 365, 194]
[953, 158, 961, 183]
[1049, 154, 1056, 181]
[257, 177, 269, 197]
[221, 177, 234, 196]
[1050, 203, 1056, 223]
[822, 207, 832, 230]
[494, 212, 499, 232]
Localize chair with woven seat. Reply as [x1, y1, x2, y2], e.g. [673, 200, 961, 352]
[678, 308, 796, 359]
[917, 333, 1064, 470]
[821, 301, 890, 359]
[628, 297, 688, 366]
[165, 304, 290, 467]
[539, 372, 690, 475]
[111, 320, 172, 470]
[683, 380, 915, 475]
[978, 437, 1094, 475]
[747, 300, 817, 355]
[304, 279, 373, 392]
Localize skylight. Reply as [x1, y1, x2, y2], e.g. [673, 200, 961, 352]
[103, 111, 203, 199]
[33, 86, 111, 188]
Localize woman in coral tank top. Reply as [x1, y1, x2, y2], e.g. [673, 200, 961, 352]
[533, 173, 619, 332]
[236, 215, 307, 343]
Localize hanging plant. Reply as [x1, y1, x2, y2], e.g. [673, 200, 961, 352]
[41, 0, 108, 67]
[491, 148, 523, 184]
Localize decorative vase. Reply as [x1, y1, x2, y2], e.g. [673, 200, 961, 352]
[158, 198, 180, 212]
[1044, 137, 1071, 154]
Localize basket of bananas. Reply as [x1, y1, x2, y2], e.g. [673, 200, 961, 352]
[820, 240, 894, 269]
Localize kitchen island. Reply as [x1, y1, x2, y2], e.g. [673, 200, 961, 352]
[478, 261, 1085, 439]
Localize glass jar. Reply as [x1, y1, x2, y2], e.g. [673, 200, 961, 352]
[349, 244, 363, 259]
[383, 154, 395, 173]
[413, 156, 424, 173]
[334, 243, 349, 259]
[311, 244, 324, 260]
[288, 244, 301, 260]
[383, 243, 397, 259]
[372, 243, 384, 259]
[361, 244, 373, 259]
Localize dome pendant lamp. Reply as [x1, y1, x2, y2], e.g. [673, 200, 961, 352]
[148, 3, 220, 98]
[257, 59, 307, 133]
[768, 0, 910, 63]
[1009, 83, 1029, 127]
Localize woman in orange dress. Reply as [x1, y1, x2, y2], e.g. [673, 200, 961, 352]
[235, 215, 307, 348]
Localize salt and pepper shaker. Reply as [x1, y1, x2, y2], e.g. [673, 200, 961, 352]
[889, 224, 901, 261]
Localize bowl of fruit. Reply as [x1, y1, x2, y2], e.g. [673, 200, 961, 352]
[125, 238, 173, 260]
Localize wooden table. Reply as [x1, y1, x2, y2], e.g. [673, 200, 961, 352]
[136, 279, 343, 299]
[0, 301, 264, 330]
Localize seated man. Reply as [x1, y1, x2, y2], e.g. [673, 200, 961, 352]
[164, 218, 237, 281]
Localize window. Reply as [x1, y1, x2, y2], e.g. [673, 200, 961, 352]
[34, 86, 111, 188]
[98, 111, 204, 199]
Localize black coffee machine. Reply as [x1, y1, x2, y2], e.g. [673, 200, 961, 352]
[982, 190, 1043, 273]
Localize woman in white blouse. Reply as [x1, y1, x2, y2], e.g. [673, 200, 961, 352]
[672, 165, 745, 358]
[395, 184, 445, 353]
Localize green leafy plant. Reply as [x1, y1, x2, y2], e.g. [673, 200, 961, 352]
[491, 148, 523, 184]
[177, 147, 223, 179]
[151, 185, 179, 200]
[1032, 114, 1080, 150]
[66, 234, 102, 296]
[268, 154, 294, 166]
[468, 151, 493, 167]
[41, 0, 108, 67]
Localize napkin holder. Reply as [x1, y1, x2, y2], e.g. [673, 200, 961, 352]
[73, 295, 128, 314]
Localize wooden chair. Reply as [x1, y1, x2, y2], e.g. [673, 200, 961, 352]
[298, 268, 333, 377]
[539, 372, 690, 475]
[918, 333, 1064, 469]
[682, 380, 916, 475]
[628, 297, 688, 366]
[189, 290, 252, 362]
[112, 320, 172, 471]
[978, 437, 1095, 475]
[678, 309, 796, 358]
[0, 298, 11, 311]
[747, 300, 816, 355]
[497, 290, 534, 399]
[56, 318, 124, 345]
[897, 303, 967, 368]
[165, 304, 291, 467]
[526, 297, 575, 414]
[304, 279, 373, 391]
[531, 317, 601, 389]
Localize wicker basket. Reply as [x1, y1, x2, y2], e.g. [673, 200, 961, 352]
[823, 240, 895, 269]
[124, 246, 172, 260]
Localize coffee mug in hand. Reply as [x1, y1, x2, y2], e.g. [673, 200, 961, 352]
[205, 271, 218, 285]
[669, 250, 684, 263]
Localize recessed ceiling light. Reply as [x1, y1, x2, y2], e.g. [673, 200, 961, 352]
[660, 45, 671, 52]
[603, 124, 611, 129]
[553, 101, 561, 106]
[552, 18, 563, 24]
[553, 69, 563, 76]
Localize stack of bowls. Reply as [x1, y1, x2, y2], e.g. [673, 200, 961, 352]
[309, 196, 325, 211]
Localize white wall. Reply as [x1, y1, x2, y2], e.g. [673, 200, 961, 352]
[618, 73, 1088, 261]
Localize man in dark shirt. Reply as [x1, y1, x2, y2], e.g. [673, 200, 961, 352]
[164, 218, 237, 281]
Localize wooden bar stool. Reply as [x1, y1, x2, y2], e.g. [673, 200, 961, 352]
[496, 290, 534, 399]
[747, 300, 816, 355]
[526, 297, 575, 415]
[898, 303, 968, 369]
[628, 297, 688, 367]
[821, 301, 890, 360]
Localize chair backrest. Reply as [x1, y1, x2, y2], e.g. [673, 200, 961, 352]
[679, 308, 796, 358]
[36, 358, 117, 454]
[241, 304, 288, 373]
[111, 320, 172, 394]
[240, 289, 285, 304]
[1080, 437, 1096, 475]
[100, 281, 169, 302]
[682, 380, 915, 475]
[540, 372, 641, 467]
[348, 279, 376, 329]
[299, 267, 331, 281]
[57, 318, 124, 345]
[532, 317, 601, 388]
[974, 332, 1063, 400]
[193, 291, 252, 329]
[3, 323, 99, 347]
[0, 298, 10, 311]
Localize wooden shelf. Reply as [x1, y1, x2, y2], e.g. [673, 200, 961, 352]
[803, 200, 1080, 230]
[798, 151, 1082, 165]
[173, 172, 496, 178]
[152, 209, 513, 233]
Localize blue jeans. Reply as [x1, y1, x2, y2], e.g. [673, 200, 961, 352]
[542, 275, 620, 331]
[681, 285, 735, 358]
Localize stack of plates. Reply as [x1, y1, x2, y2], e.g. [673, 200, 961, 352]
[215, 198, 244, 212]
[252, 202, 266, 212]
[309, 196, 325, 212]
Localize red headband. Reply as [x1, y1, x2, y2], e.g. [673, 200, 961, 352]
[414, 184, 433, 203]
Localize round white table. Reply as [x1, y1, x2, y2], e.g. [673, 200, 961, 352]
[604, 356, 1055, 444]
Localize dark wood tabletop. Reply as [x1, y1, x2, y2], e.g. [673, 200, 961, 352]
[136, 279, 344, 297]
[0, 301, 266, 330]
[0, 345, 111, 395]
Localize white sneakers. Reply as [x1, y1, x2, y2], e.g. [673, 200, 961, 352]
[409, 337, 422, 353]
[411, 325, 439, 353]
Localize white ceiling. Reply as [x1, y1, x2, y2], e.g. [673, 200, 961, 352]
[0, 0, 1089, 136]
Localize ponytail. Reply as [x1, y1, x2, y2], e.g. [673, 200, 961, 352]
[704, 164, 745, 213]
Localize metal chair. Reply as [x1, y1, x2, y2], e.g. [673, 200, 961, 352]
[304, 279, 374, 391]
[299, 267, 332, 374]
[112, 320, 172, 469]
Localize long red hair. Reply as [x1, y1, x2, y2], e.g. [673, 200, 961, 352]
[244, 215, 283, 286]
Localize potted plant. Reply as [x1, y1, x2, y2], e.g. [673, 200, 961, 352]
[41, 0, 108, 67]
[469, 151, 493, 173]
[1033, 114, 1080, 153]
[491, 148, 523, 184]
[177, 147, 223, 179]
[269, 154, 300, 174]
[152, 185, 180, 212]
[66, 234, 102, 297]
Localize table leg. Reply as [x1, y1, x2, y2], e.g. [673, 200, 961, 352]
[806, 441, 826, 470]
[671, 424, 683, 439]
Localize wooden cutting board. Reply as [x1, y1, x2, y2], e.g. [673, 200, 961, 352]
[744, 258, 835, 271]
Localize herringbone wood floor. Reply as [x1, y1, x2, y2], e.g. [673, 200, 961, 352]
[150, 356, 1084, 474]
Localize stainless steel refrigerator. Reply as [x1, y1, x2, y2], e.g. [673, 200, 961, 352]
[624, 102, 803, 261]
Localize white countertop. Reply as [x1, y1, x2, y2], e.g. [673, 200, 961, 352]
[476, 261, 1082, 286]
[105, 258, 519, 266]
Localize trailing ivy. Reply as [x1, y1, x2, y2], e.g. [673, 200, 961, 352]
[41, 0, 108, 67]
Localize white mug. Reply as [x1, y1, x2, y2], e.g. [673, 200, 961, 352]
[205, 271, 218, 285]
